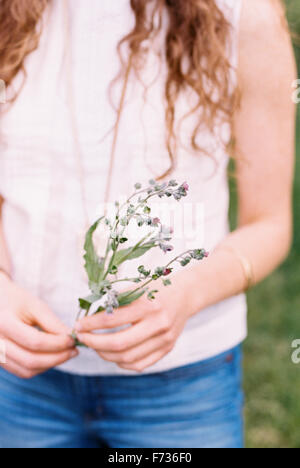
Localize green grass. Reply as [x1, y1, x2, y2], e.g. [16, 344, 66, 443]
[241, 89, 300, 447]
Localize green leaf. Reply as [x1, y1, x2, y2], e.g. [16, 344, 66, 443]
[79, 298, 91, 311]
[113, 242, 156, 266]
[148, 290, 158, 300]
[109, 265, 118, 275]
[117, 289, 146, 307]
[83, 217, 105, 284]
[163, 279, 172, 287]
[88, 281, 102, 294]
[94, 306, 105, 315]
[79, 294, 102, 311]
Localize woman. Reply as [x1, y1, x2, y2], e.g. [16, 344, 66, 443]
[0, 0, 296, 449]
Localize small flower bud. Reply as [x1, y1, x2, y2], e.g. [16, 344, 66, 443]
[163, 268, 172, 276]
[152, 217, 161, 226]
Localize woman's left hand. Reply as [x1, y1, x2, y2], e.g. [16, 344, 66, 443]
[75, 274, 192, 372]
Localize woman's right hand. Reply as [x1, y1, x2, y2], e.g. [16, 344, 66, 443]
[0, 272, 78, 379]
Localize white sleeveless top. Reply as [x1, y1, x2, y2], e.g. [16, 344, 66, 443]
[0, 0, 247, 375]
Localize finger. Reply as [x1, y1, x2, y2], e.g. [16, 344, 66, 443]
[77, 317, 160, 353]
[76, 306, 146, 333]
[1, 358, 34, 379]
[98, 333, 167, 365]
[2, 319, 75, 353]
[118, 349, 168, 373]
[30, 299, 70, 335]
[1, 356, 44, 379]
[6, 339, 79, 372]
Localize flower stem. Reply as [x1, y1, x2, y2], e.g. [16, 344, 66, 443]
[118, 250, 193, 298]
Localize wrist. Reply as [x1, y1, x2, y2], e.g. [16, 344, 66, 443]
[172, 266, 206, 319]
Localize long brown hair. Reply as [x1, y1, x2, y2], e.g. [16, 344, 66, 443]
[0, 0, 239, 176]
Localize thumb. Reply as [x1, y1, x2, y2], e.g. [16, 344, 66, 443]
[29, 297, 70, 335]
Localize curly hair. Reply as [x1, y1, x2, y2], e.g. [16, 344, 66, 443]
[0, 0, 242, 176]
[0, 0, 49, 86]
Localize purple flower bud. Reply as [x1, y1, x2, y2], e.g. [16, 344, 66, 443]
[161, 225, 173, 236]
[163, 268, 172, 276]
[182, 182, 189, 192]
[152, 218, 161, 226]
[105, 306, 114, 315]
[160, 244, 174, 254]
[204, 251, 209, 258]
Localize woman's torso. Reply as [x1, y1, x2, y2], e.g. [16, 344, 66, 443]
[0, 0, 247, 375]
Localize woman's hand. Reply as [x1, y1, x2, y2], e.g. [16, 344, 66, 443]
[75, 272, 191, 373]
[0, 273, 78, 379]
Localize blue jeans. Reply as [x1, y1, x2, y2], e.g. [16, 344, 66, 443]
[0, 346, 243, 448]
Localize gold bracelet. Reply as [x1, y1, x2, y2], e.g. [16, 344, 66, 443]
[220, 246, 255, 292]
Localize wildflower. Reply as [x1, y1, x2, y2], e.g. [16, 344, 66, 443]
[180, 257, 191, 267]
[160, 225, 173, 240]
[106, 306, 114, 315]
[163, 268, 172, 276]
[155, 267, 164, 276]
[120, 216, 129, 226]
[138, 265, 151, 278]
[77, 179, 209, 324]
[190, 249, 209, 260]
[104, 290, 119, 315]
[137, 217, 145, 227]
[160, 244, 174, 254]
[152, 217, 161, 226]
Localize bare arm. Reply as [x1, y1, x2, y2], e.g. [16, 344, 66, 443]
[76, 0, 297, 372]
[183, 0, 296, 313]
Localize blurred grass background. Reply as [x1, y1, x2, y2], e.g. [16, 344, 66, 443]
[229, 0, 300, 448]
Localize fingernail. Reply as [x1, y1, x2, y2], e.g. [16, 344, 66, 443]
[75, 322, 82, 332]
